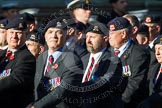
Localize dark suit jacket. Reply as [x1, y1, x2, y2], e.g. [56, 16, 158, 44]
[149, 63, 162, 95]
[0, 45, 36, 108]
[33, 49, 83, 108]
[81, 48, 125, 108]
[117, 40, 150, 108]
[137, 63, 162, 108]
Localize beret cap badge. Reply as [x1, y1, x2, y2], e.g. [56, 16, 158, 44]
[56, 22, 62, 28]
[109, 24, 115, 31]
[19, 23, 23, 28]
[20, 17, 24, 20]
[62, 19, 67, 24]
[30, 34, 36, 40]
[93, 26, 99, 32]
[0, 24, 4, 28]
[145, 17, 151, 23]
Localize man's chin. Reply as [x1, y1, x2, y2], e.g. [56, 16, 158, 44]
[87, 47, 94, 53]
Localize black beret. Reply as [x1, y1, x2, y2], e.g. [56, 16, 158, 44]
[67, 0, 93, 10]
[86, 22, 109, 36]
[44, 19, 64, 33]
[0, 19, 8, 29]
[143, 15, 161, 24]
[138, 24, 149, 36]
[56, 15, 76, 29]
[61, 17, 86, 31]
[5, 16, 27, 30]
[107, 17, 131, 31]
[27, 30, 45, 45]
[19, 12, 35, 24]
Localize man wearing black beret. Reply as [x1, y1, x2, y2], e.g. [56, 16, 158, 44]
[59, 16, 88, 58]
[81, 22, 124, 108]
[19, 12, 36, 34]
[0, 16, 36, 108]
[26, 30, 45, 58]
[137, 36, 162, 108]
[108, 17, 150, 108]
[142, 15, 161, 50]
[31, 19, 83, 108]
[136, 24, 149, 47]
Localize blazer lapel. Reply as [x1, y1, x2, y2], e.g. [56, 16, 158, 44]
[37, 51, 48, 81]
[149, 63, 161, 94]
[90, 49, 109, 79]
[154, 65, 162, 89]
[120, 41, 134, 64]
[82, 53, 90, 73]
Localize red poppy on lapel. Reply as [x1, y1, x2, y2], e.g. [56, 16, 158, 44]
[9, 54, 15, 60]
[52, 63, 59, 69]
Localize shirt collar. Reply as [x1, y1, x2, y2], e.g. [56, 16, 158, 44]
[48, 48, 63, 63]
[90, 48, 106, 63]
[7, 48, 17, 53]
[114, 39, 131, 57]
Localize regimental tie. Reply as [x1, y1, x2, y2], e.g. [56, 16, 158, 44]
[45, 55, 54, 76]
[155, 67, 162, 85]
[83, 57, 95, 82]
[114, 50, 120, 56]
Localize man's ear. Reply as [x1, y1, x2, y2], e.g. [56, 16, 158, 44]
[39, 45, 45, 55]
[77, 32, 83, 40]
[156, 25, 161, 33]
[121, 30, 127, 39]
[29, 24, 35, 32]
[67, 28, 75, 36]
[143, 37, 149, 45]
[103, 35, 109, 42]
[132, 26, 138, 34]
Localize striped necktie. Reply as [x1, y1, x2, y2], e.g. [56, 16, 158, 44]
[45, 55, 54, 76]
[83, 57, 95, 82]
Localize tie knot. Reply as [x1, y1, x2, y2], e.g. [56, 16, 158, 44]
[6, 50, 12, 57]
[5, 50, 15, 61]
[114, 50, 120, 56]
[48, 55, 54, 64]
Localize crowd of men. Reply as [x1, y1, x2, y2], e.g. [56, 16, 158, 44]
[0, 0, 162, 108]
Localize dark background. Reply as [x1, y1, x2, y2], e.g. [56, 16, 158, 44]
[0, 0, 162, 21]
